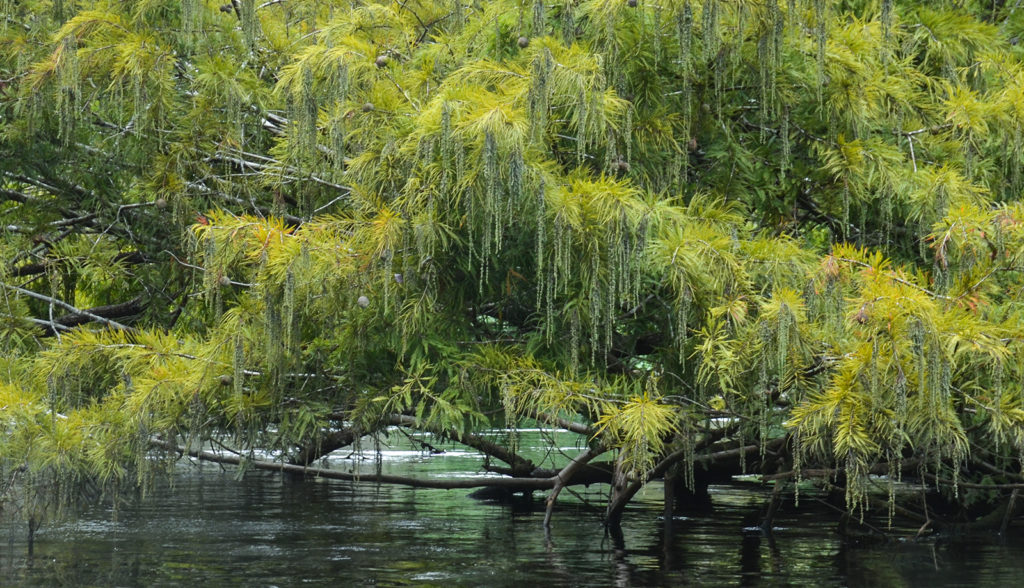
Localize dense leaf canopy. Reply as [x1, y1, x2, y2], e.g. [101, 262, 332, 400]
[4, 0, 1024, 530]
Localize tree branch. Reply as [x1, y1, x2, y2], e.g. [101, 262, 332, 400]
[153, 437, 560, 491]
[387, 413, 539, 475]
[544, 445, 605, 528]
[1, 283, 135, 332]
[606, 436, 787, 526]
[39, 296, 144, 335]
[530, 409, 593, 436]
[833, 256, 951, 300]
[10, 250, 145, 278]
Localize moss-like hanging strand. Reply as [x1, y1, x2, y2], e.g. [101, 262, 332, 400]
[242, 0, 258, 51]
[814, 0, 827, 102]
[701, 0, 719, 62]
[56, 35, 79, 145]
[881, 0, 893, 64]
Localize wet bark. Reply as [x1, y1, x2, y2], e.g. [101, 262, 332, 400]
[289, 428, 361, 466]
[761, 480, 786, 532]
[669, 469, 714, 514]
[663, 471, 676, 521]
[27, 516, 37, 557]
[606, 436, 788, 527]
[544, 445, 605, 528]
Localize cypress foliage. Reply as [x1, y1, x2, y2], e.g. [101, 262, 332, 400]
[5, 0, 1024, 533]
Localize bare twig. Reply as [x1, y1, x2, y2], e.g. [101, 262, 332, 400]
[833, 256, 951, 300]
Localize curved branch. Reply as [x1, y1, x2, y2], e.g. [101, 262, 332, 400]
[299, 414, 541, 475]
[544, 445, 605, 528]
[606, 436, 787, 527]
[153, 437, 558, 491]
[290, 428, 361, 466]
[387, 414, 539, 475]
[531, 410, 593, 436]
[42, 296, 143, 334]
[2, 283, 135, 332]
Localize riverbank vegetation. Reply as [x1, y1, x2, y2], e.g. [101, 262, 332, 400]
[5, 0, 1024, 539]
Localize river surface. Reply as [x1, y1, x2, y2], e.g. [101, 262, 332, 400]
[3, 430, 1024, 586]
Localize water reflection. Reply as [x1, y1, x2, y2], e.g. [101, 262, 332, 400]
[3, 454, 1024, 585]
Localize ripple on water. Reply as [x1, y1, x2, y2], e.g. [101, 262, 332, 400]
[4, 435, 1024, 587]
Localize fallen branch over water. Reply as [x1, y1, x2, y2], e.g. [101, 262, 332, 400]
[151, 437, 560, 490]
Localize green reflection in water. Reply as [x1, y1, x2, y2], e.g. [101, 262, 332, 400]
[2, 431, 1024, 586]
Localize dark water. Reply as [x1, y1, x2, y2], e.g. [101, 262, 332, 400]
[3, 435, 1024, 586]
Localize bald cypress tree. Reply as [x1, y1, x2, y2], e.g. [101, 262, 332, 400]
[4, 0, 1024, 535]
